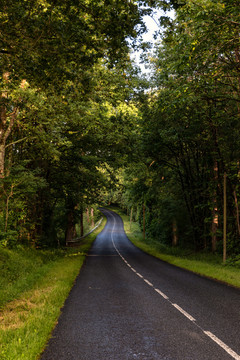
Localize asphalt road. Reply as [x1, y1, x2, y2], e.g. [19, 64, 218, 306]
[41, 208, 240, 360]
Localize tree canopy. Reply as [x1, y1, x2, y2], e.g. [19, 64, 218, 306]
[0, 0, 153, 246]
[118, 0, 240, 257]
[0, 0, 240, 260]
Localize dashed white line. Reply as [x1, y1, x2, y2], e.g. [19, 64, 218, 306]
[204, 331, 240, 360]
[143, 279, 153, 287]
[172, 304, 196, 322]
[107, 209, 240, 360]
[154, 288, 169, 300]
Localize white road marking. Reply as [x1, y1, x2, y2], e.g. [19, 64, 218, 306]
[143, 279, 153, 287]
[172, 304, 196, 322]
[204, 331, 240, 360]
[107, 209, 240, 360]
[154, 288, 169, 300]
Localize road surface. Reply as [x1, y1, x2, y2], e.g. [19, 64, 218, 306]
[41, 208, 240, 360]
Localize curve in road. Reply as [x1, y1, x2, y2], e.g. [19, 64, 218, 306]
[41, 208, 240, 360]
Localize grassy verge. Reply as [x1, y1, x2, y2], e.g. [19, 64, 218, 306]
[0, 216, 106, 360]
[111, 207, 240, 289]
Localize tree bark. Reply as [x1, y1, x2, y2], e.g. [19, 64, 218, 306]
[86, 208, 90, 223]
[211, 160, 219, 252]
[91, 208, 94, 227]
[0, 144, 6, 178]
[0, 72, 18, 178]
[65, 210, 77, 246]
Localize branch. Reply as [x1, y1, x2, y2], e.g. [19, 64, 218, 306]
[152, 158, 178, 170]
[4, 107, 18, 142]
[212, 13, 240, 26]
[5, 136, 33, 149]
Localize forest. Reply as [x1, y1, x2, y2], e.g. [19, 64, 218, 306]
[0, 0, 240, 260]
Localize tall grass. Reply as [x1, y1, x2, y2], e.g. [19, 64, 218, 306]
[0, 247, 65, 309]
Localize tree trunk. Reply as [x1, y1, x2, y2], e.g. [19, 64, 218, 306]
[86, 208, 90, 224]
[65, 211, 77, 246]
[172, 219, 178, 246]
[91, 208, 94, 227]
[80, 211, 84, 237]
[223, 172, 227, 263]
[0, 144, 6, 178]
[0, 72, 18, 178]
[0, 82, 8, 178]
[211, 160, 219, 252]
[143, 203, 145, 241]
[235, 48, 240, 116]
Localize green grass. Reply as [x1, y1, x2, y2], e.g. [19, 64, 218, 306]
[0, 216, 106, 360]
[0, 247, 66, 310]
[111, 206, 240, 289]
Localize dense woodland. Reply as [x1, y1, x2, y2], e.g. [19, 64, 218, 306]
[0, 0, 240, 259]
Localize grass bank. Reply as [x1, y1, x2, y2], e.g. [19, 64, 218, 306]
[0, 216, 106, 360]
[111, 207, 240, 289]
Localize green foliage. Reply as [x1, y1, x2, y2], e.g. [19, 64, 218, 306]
[0, 164, 47, 247]
[225, 254, 240, 268]
[1, 0, 240, 261]
[0, 0, 148, 87]
[0, 0, 148, 248]
[108, 0, 240, 259]
[130, 0, 240, 254]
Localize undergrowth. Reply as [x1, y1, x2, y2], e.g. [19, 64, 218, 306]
[0, 247, 65, 309]
[111, 206, 240, 289]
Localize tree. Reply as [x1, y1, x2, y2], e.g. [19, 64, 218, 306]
[130, 0, 240, 252]
[0, 1, 156, 247]
[28, 60, 141, 246]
